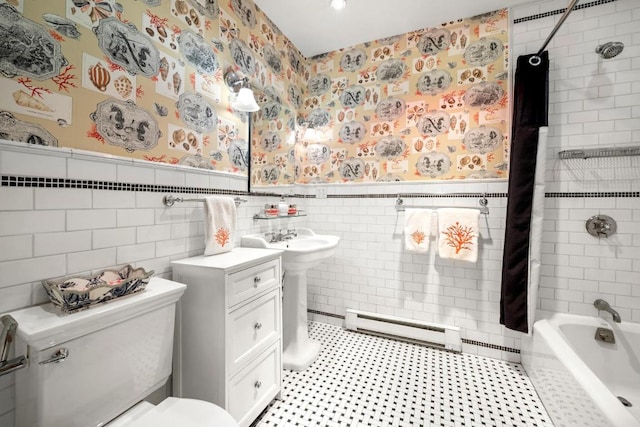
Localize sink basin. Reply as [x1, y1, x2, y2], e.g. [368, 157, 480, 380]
[241, 228, 340, 371]
[241, 228, 340, 271]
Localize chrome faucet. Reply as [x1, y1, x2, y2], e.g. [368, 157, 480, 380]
[281, 229, 297, 240]
[267, 229, 297, 243]
[594, 299, 621, 323]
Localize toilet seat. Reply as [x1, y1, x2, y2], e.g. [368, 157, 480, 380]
[109, 397, 239, 427]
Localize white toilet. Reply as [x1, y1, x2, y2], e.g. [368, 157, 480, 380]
[8, 277, 238, 427]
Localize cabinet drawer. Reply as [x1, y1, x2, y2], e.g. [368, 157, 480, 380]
[227, 259, 279, 307]
[228, 289, 280, 376]
[228, 342, 281, 427]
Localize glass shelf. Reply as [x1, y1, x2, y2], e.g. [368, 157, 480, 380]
[558, 145, 640, 159]
[253, 212, 307, 220]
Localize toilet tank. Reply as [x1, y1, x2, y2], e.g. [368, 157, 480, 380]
[9, 277, 186, 427]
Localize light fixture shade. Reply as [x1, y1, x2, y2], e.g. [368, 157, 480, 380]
[330, 0, 346, 10]
[232, 87, 260, 112]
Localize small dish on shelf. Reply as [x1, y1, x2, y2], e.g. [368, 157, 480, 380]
[264, 204, 279, 216]
[42, 265, 153, 313]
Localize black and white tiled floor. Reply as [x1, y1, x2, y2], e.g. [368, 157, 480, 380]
[254, 322, 553, 427]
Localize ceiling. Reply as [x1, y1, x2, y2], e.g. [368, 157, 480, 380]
[254, 0, 538, 58]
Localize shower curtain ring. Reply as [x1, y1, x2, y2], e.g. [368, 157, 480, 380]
[529, 55, 542, 66]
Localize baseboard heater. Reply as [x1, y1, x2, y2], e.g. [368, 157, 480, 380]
[345, 309, 462, 353]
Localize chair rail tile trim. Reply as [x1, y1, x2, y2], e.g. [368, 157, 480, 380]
[2, 176, 638, 200]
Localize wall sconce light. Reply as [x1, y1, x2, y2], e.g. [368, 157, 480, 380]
[224, 67, 260, 112]
[329, 0, 346, 11]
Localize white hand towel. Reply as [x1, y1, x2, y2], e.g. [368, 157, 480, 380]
[204, 196, 237, 256]
[404, 209, 433, 253]
[437, 208, 480, 262]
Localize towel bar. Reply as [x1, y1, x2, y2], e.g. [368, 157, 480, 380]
[163, 194, 248, 207]
[395, 194, 489, 215]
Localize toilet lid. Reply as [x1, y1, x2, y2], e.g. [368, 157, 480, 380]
[127, 398, 238, 427]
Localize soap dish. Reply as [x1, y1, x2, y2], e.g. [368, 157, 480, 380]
[42, 265, 153, 313]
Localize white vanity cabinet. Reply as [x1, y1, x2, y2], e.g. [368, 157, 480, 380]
[172, 248, 283, 427]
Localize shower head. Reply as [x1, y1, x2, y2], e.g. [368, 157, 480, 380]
[595, 41, 624, 59]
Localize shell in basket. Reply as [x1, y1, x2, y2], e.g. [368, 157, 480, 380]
[42, 265, 154, 312]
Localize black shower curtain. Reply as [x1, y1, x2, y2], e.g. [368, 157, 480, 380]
[500, 52, 549, 333]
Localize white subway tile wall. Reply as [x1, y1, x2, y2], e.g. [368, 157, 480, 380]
[302, 185, 518, 360]
[0, 0, 639, 425]
[0, 142, 281, 426]
[303, 0, 640, 357]
[513, 0, 640, 326]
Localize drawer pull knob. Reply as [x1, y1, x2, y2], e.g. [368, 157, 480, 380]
[254, 380, 262, 389]
[254, 322, 262, 330]
[253, 276, 261, 286]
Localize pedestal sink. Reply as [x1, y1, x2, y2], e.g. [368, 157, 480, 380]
[241, 228, 340, 371]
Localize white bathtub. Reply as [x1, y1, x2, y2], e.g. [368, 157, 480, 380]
[522, 313, 640, 427]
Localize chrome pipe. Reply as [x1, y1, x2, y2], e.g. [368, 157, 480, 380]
[536, 0, 579, 56]
[0, 315, 17, 363]
[0, 315, 27, 377]
[0, 354, 27, 377]
[529, 0, 579, 66]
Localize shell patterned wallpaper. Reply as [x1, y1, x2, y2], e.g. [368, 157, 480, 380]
[0, 0, 509, 185]
[289, 10, 510, 184]
[0, 0, 299, 178]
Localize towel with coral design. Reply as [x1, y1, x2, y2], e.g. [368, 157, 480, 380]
[437, 208, 479, 262]
[204, 196, 236, 256]
[404, 209, 433, 253]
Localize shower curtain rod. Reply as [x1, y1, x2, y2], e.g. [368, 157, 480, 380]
[530, 0, 579, 65]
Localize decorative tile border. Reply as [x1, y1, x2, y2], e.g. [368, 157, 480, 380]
[514, 0, 616, 24]
[1, 175, 249, 195]
[308, 309, 346, 319]
[308, 309, 521, 354]
[545, 191, 640, 198]
[328, 192, 506, 199]
[326, 192, 640, 199]
[462, 338, 520, 354]
[2, 175, 638, 201]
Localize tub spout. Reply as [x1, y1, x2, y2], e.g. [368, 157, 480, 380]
[593, 299, 621, 323]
